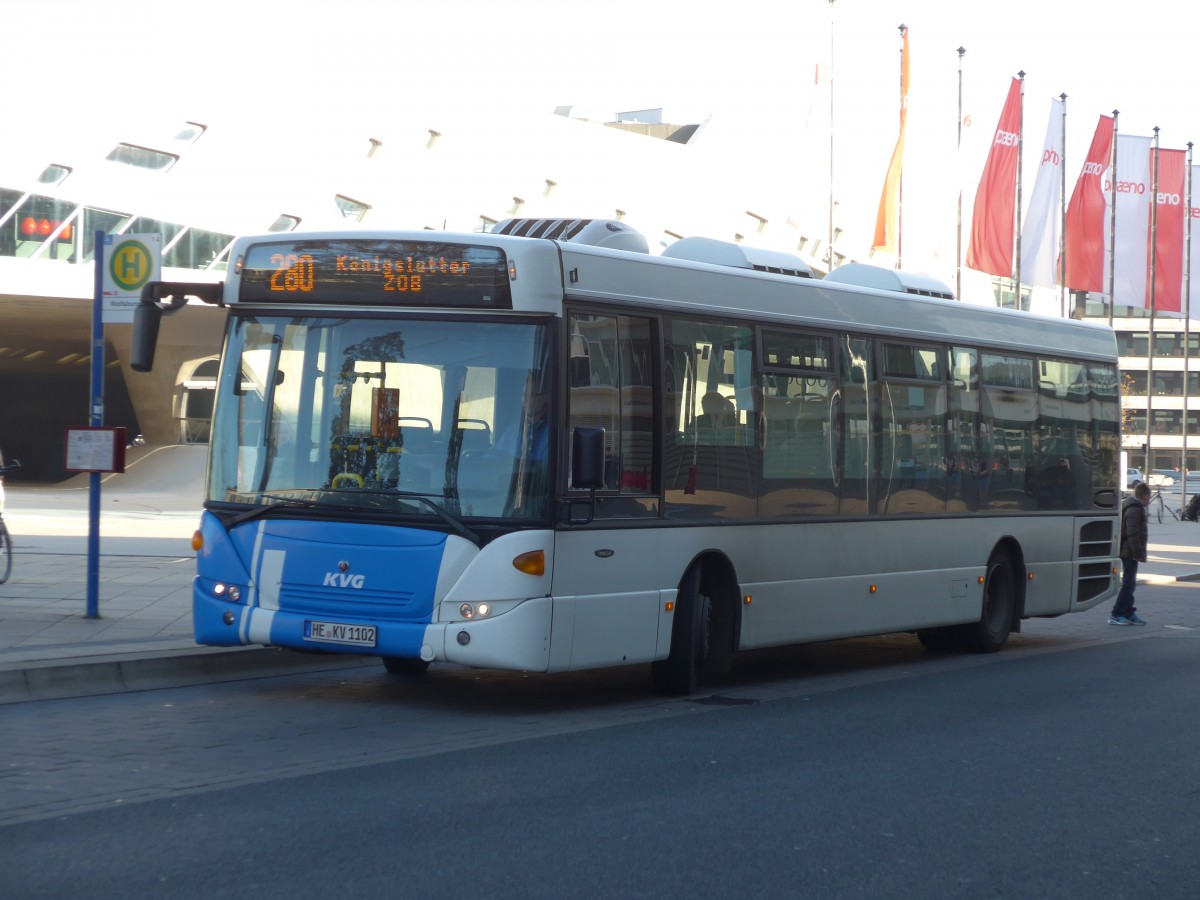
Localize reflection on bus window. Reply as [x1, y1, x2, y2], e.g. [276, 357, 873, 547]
[567, 311, 656, 517]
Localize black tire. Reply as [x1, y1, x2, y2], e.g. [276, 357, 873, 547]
[0, 520, 11, 584]
[962, 550, 1016, 653]
[652, 565, 710, 695]
[382, 657, 431, 676]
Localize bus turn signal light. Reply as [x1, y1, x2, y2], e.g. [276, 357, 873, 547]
[512, 550, 545, 576]
[192, 530, 204, 552]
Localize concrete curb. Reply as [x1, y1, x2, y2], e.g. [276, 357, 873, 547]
[1140, 571, 1200, 586]
[0, 647, 379, 705]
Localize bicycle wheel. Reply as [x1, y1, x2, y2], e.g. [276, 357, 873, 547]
[1157, 496, 1164, 524]
[0, 519, 11, 584]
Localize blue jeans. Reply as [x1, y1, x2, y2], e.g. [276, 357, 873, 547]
[1112, 558, 1139, 618]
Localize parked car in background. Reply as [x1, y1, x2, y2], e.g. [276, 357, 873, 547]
[1126, 467, 1144, 487]
[1149, 469, 1177, 488]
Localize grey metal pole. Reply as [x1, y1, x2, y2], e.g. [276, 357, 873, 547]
[956, 47, 965, 301]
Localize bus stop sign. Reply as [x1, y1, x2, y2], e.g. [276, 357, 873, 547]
[101, 233, 162, 323]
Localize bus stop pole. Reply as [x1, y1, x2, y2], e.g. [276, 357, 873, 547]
[86, 231, 105, 619]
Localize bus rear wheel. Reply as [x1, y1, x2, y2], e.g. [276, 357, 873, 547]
[962, 550, 1016, 653]
[382, 657, 431, 676]
[652, 565, 710, 695]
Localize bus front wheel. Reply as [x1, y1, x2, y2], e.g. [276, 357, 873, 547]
[652, 565, 710, 695]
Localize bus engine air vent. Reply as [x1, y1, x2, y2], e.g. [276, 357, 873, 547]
[660, 236, 815, 278]
[822, 262, 956, 300]
[492, 217, 650, 253]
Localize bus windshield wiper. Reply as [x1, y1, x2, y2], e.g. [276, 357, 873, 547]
[345, 488, 482, 546]
[225, 496, 324, 529]
[224, 490, 481, 545]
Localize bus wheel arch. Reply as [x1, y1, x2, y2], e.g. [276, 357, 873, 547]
[651, 551, 741, 695]
[919, 538, 1025, 653]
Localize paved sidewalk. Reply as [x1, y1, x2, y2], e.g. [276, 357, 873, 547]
[0, 468, 374, 704]
[3, 467, 1199, 703]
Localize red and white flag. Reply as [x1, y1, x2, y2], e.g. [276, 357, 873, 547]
[1104, 134, 1154, 307]
[967, 77, 1022, 278]
[1151, 148, 1186, 314]
[872, 27, 910, 255]
[1019, 97, 1065, 288]
[1063, 115, 1114, 293]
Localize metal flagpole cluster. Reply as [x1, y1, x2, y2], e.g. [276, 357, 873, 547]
[956, 47, 965, 300]
[1185, 142, 1194, 500]
[827, 0, 837, 274]
[1145, 127, 1160, 472]
[896, 23, 906, 269]
[1107, 110, 1120, 329]
[1013, 71, 1025, 305]
[1059, 93, 1068, 318]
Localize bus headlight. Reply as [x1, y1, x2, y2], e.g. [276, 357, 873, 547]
[458, 602, 492, 620]
[214, 582, 243, 602]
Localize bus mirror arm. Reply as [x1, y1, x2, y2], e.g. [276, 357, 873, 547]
[562, 426, 606, 525]
[560, 488, 597, 526]
[130, 281, 225, 373]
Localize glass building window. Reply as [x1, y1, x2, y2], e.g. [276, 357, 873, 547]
[174, 122, 207, 143]
[37, 164, 72, 185]
[335, 195, 370, 222]
[268, 215, 301, 233]
[105, 144, 179, 172]
[163, 228, 234, 271]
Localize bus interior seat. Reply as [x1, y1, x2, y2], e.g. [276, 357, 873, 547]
[456, 424, 492, 454]
[398, 423, 434, 455]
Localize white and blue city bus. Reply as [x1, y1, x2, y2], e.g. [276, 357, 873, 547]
[131, 218, 1120, 694]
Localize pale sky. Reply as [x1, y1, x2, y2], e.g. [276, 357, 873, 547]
[5, 0, 1199, 273]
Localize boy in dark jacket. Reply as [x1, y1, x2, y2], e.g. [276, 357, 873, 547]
[1110, 481, 1151, 625]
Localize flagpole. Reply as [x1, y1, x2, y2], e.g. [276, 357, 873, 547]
[827, 0, 837, 274]
[896, 23, 907, 269]
[1146, 126, 1160, 473]
[1184, 141, 1193, 497]
[1059, 93, 1068, 318]
[1014, 71, 1025, 306]
[1107, 110, 1120, 328]
[956, 46, 966, 300]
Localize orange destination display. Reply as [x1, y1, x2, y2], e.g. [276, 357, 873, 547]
[237, 239, 512, 308]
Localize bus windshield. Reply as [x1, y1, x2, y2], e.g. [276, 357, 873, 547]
[207, 315, 554, 521]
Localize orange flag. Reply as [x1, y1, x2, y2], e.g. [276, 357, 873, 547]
[872, 27, 910, 254]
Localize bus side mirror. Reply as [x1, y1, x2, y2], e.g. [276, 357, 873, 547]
[563, 426, 605, 526]
[571, 426, 606, 489]
[131, 281, 223, 373]
[130, 300, 162, 373]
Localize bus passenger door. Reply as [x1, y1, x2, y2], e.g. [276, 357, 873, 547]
[554, 310, 662, 669]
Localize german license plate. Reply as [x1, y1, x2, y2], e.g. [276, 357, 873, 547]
[304, 620, 377, 647]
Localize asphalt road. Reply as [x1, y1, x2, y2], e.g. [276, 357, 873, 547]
[3, 583, 1199, 900]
